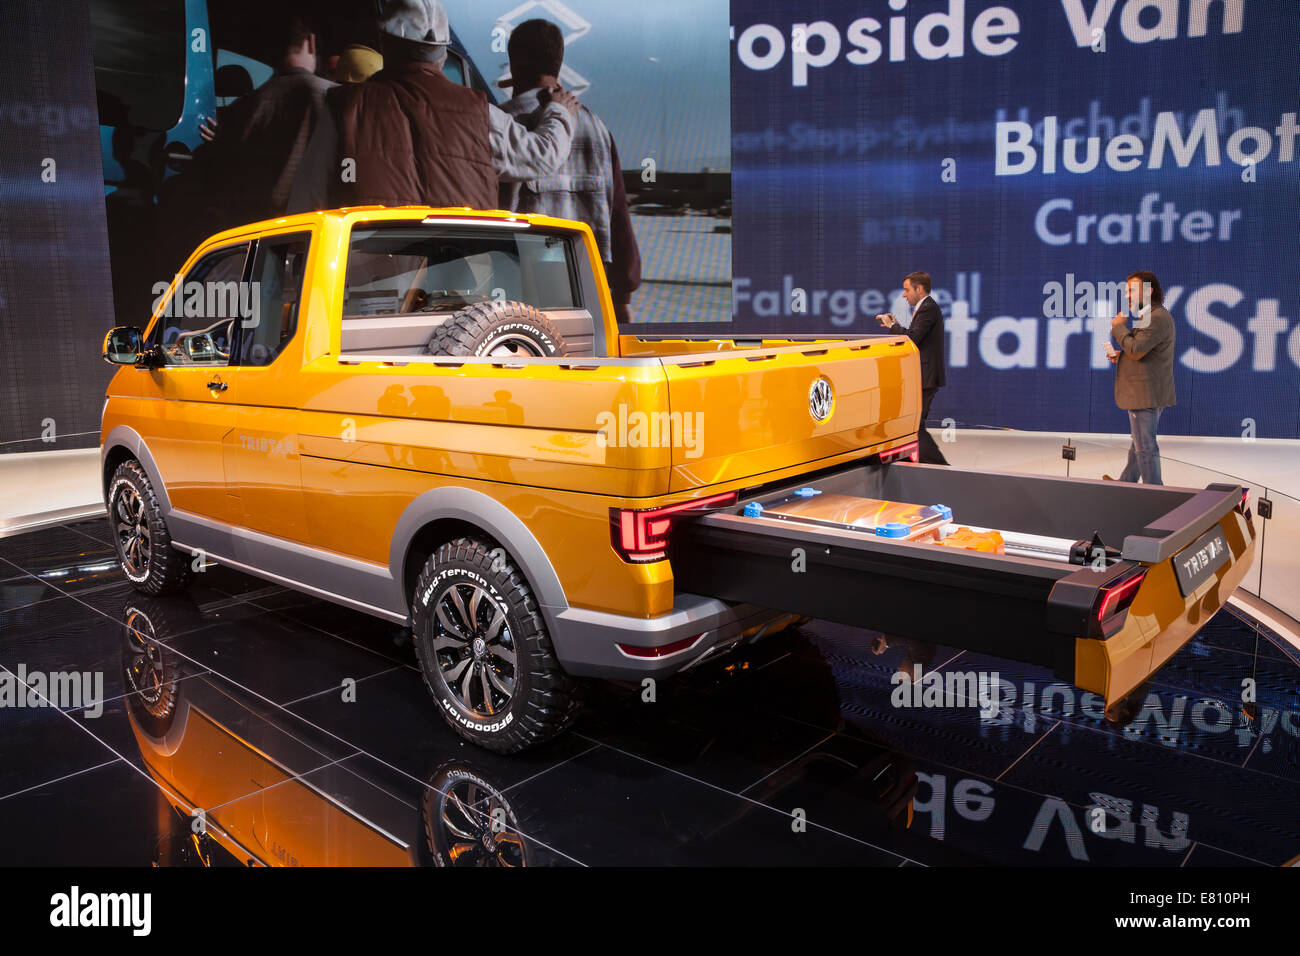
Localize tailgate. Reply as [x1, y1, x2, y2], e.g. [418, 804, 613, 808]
[671, 462, 1257, 710]
[662, 337, 919, 492]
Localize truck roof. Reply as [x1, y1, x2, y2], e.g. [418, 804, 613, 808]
[200, 206, 596, 245]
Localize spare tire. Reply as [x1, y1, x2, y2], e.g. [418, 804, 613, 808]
[425, 300, 567, 358]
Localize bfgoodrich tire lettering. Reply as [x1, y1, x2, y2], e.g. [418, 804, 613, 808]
[411, 537, 580, 753]
[107, 459, 195, 596]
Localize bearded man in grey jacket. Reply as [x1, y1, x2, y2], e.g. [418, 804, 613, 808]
[1107, 270, 1176, 485]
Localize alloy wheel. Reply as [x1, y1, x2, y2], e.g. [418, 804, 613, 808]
[114, 484, 150, 578]
[431, 582, 517, 718]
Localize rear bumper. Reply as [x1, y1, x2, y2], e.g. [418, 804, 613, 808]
[1073, 505, 1257, 708]
[547, 594, 793, 679]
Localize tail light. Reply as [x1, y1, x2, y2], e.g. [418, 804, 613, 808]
[880, 440, 919, 464]
[1237, 487, 1251, 517]
[610, 492, 737, 563]
[1093, 567, 1146, 635]
[616, 634, 705, 659]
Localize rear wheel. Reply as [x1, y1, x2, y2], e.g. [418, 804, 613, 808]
[411, 538, 581, 753]
[107, 459, 194, 595]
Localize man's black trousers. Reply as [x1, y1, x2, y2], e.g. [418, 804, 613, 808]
[918, 386, 949, 465]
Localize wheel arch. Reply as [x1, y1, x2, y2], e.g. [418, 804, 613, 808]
[389, 487, 569, 631]
[101, 425, 172, 514]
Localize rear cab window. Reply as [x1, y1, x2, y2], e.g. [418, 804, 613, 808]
[335, 217, 608, 358]
[343, 225, 580, 319]
[337, 222, 580, 357]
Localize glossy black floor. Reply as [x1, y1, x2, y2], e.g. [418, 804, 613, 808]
[1, 517, 1298, 867]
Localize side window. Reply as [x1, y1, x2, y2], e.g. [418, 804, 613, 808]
[238, 233, 310, 367]
[443, 50, 466, 86]
[147, 242, 250, 366]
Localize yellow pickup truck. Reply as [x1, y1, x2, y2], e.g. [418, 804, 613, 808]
[100, 206, 1257, 753]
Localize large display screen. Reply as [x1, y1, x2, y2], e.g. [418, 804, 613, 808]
[730, 0, 1299, 438]
[2, 1, 1295, 452]
[0, 0, 115, 453]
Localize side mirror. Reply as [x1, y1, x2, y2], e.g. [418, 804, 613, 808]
[102, 326, 144, 365]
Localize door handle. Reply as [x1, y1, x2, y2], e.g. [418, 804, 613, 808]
[207, 380, 228, 391]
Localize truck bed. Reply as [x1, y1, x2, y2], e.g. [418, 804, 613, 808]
[671, 460, 1257, 711]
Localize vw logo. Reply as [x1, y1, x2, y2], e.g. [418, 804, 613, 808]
[808, 378, 834, 422]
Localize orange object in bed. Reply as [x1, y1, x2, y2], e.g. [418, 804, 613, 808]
[935, 527, 1006, 554]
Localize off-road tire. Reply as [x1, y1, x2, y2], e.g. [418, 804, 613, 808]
[424, 300, 567, 358]
[107, 459, 195, 595]
[411, 537, 581, 753]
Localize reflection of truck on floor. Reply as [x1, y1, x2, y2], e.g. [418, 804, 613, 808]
[99, 205, 1257, 753]
[121, 595, 919, 866]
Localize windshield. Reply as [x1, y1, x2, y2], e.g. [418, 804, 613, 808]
[342, 225, 579, 318]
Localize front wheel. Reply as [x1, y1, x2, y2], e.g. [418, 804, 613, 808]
[107, 459, 195, 595]
[411, 538, 580, 753]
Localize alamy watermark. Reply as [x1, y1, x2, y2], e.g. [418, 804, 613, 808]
[596, 404, 704, 459]
[0, 665, 104, 717]
[150, 277, 261, 327]
[50, 886, 150, 936]
[891, 665, 1001, 719]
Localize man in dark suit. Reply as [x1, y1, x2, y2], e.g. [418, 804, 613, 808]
[876, 271, 948, 464]
[1105, 270, 1176, 484]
